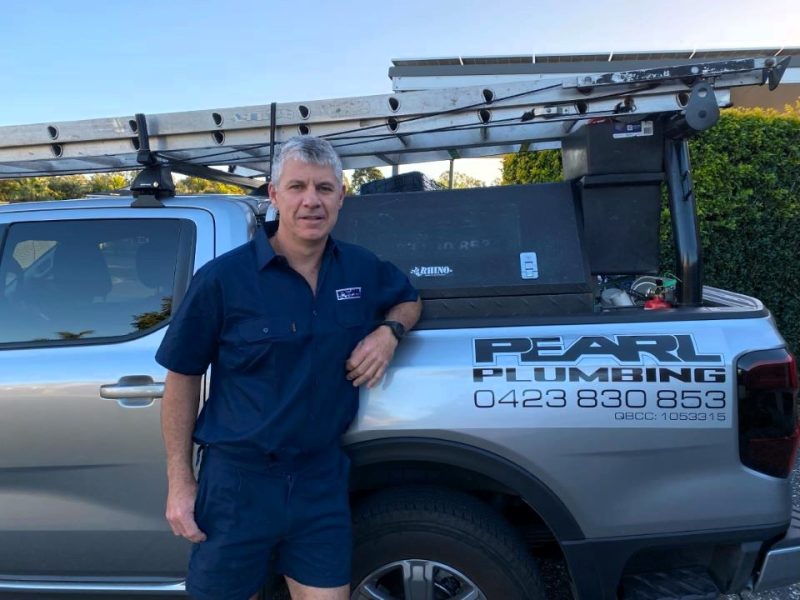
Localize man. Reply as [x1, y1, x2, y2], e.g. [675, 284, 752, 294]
[156, 136, 421, 600]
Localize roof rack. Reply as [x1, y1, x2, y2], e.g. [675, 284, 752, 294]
[0, 56, 789, 184]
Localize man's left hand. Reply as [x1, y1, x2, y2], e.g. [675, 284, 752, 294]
[346, 325, 398, 388]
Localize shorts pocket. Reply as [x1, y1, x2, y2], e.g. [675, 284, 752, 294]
[194, 456, 242, 536]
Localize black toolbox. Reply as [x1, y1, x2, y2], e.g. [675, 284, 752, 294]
[334, 183, 594, 319]
[562, 120, 665, 275]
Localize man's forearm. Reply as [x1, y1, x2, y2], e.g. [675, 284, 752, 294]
[385, 298, 422, 332]
[161, 370, 202, 486]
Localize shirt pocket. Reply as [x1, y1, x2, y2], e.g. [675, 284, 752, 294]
[335, 300, 369, 329]
[227, 316, 294, 372]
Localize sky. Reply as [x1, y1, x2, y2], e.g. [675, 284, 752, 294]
[1, 0, 798, 183]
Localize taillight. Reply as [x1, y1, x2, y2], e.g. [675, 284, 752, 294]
[737, 349, 799, 478]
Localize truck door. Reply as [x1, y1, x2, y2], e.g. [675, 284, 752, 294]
[0, 206, 214, 589]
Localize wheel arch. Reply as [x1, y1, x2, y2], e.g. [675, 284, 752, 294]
[344, 436, 584, 542]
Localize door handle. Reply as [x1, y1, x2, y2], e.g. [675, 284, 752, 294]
[100, 375, 164, 408]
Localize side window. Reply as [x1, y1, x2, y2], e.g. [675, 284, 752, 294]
[0, 219, 193, 346]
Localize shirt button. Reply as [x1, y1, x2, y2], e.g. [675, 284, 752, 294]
[262, 327, 270, 333]
[312, 310, 317, 317]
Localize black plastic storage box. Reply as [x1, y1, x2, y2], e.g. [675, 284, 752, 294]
[359, 171, 441, 195]
[562, 120, 664, 275]
[334, 183, 593, 319]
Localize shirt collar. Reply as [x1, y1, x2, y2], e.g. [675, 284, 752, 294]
[255, 220, 339, 270]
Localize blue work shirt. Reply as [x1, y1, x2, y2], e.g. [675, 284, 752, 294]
[155, 221, 418, 457]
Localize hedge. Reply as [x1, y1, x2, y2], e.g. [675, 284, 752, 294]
[501, 105, 800, 355]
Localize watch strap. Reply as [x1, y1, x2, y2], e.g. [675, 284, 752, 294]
[380, 320, 405, 341]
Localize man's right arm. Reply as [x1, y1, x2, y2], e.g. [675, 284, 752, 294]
[161, 370, 207, 543]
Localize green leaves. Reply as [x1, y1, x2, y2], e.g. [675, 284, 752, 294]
[501, 149, 562, 185]
[0, 172, 135, 202]
[676, 109, 800, 354]
[350, 168, 384, 193]
[173, 177, 245, 195]
[435, 171, 485, 189]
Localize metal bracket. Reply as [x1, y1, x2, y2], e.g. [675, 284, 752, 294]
[134, 113, 157, 166]
[664, 82, 720, 139]
[664, 138, 703, 306]
[767, 56, 791, 91]
[267, 102, 277, 183]
[170, 161, 262, 190]
[130, 113, 174, 205]
[566, 58, 759, 89]
[130, 164, 175, 205]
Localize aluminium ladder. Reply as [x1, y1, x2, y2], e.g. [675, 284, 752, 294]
[0, 56, 790, 186]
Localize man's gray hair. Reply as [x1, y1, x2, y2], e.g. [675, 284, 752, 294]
[271, 136, 343, 186]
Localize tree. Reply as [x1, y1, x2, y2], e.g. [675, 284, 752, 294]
[435, 171, 486, 189]
[174, 177, 246, 195]
[88, 172, 134, 193]
[48, 175, 89, 199]
[56, 330, 95, 340]
[133, 297, 172, 331]
[350, 168, 384, 193]
[0, 178, 53, 203]
[0, 180, 21, 203]
[501, 149, 562, 185]
[0, 172, 135, 202]
[0, 172, 248, 201]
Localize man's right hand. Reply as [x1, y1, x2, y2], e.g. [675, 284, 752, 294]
[161, 371, 205, 543]
[165, 479, 207, 543]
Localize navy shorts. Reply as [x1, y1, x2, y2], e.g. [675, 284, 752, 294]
[186, 446, 352, 600]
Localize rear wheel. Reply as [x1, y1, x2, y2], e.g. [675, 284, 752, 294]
[351, 487, 545, 600]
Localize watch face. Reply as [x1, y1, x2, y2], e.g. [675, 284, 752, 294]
[384, 321, 404, 339]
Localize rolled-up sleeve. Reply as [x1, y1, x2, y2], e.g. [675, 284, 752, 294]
[377, 259, 419, 314]
[155, 264, 223, 376]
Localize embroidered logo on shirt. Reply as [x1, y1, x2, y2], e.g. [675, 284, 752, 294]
[336, 287, 362, 301]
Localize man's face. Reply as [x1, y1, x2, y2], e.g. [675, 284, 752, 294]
[268, 159, 345, 244]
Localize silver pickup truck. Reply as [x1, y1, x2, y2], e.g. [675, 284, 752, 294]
[0, 89, 799, 598]
[0, 178, 798, 600]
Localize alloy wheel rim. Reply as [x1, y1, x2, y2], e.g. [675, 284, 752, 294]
[351, 559, 487, 600]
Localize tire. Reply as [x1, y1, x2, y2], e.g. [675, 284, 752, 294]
[351, 486, 545, 600]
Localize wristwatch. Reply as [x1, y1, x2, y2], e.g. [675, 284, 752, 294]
[379, 320, 406, 341]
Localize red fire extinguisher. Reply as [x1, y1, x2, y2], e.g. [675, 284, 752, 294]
[644, 279, 672, 310]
